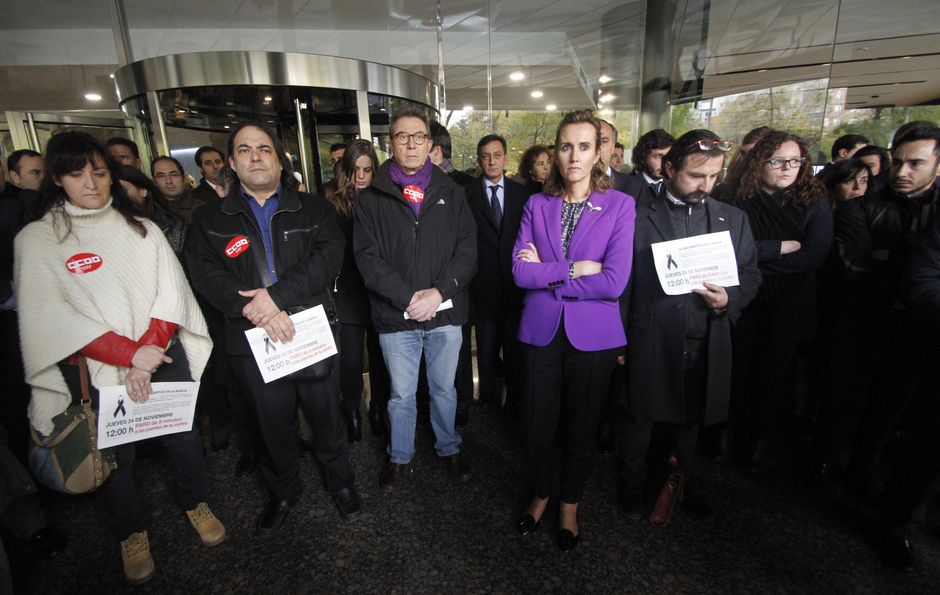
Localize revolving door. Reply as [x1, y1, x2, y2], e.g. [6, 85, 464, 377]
[113, 51, 438, 191]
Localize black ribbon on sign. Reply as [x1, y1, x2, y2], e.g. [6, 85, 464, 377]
[666, 252, 679, 270]
[113, 398, 126, 418]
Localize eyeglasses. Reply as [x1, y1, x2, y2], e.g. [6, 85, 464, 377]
[766, 157, 806, 169]
[391, 131, 429, 145]
[694, 139, 735, 152]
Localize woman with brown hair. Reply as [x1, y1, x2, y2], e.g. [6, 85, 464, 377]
[728, 130, 833, 472]
[326, 139, 391, 440]
[516, 144, 551, 194]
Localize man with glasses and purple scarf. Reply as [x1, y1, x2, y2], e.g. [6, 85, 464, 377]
[619, 130, 761, 523]
[353, 106, 478, 490]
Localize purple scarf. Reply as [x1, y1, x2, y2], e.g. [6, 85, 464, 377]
[388, 159, 433, 218]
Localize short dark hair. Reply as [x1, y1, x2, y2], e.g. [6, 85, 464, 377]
[105, 137, 140, 159]
[831, 134, 870, 161]
[151, 155, 185, 176]
[892, 120, 938, 148]
[891, 123, 940, 158]
[663, 129, 726, 171]
[853, 144, 890, 172]
[7, 149, 41, 174]
[819, 157, 874, 207]
[329, 143, 347, 154]
[631, 128, 676, 173]
[615, 142, 625, 151]
[477, 134, 507, 158]
[429, 121, 452, 159]
[391, 106, 431, 136]
[224, 122, 295, 191]
[194, 146, 223, 169]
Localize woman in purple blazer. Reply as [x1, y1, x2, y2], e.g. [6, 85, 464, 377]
[512, 110, 635, 550]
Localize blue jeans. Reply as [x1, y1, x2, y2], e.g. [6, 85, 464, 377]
[379, 325, 463, 464]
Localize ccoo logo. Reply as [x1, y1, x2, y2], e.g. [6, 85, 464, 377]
[65, 253, 103, 274]
[225, 235, 250, 258]
[403, 185, 425, 204]
[65, 252, 101, 275]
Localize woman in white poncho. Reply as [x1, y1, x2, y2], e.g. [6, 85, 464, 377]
[14, 132, 224, 585]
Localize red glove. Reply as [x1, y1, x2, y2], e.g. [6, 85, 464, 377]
[139, 319, 178, 348]
[80, 332, 139, 368]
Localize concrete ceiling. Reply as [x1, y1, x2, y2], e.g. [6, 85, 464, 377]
[0, 0, 937, 114]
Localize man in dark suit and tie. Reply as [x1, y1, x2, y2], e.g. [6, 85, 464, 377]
[599, 120, 632, 194]
[621, 129, 675, 205]
[465, 134, 530, 416]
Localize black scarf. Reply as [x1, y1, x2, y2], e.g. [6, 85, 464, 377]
[738, 190, 808, 303]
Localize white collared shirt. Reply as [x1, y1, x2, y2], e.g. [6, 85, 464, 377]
[484, 176, 504, 212]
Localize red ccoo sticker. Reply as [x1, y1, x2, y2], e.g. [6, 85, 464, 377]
[65, 252, 103, 274]
[403, 185, 425, 204]
[225, 235, 250, 258]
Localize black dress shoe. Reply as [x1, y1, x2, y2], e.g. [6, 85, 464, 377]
[380, 462, 411, 491]
[333, 486, 363, 521]
[258, 498, 297, 531]
[618, 492, 646, 522]
[517, 514, 542, 536]
[346, 408, 362, 443]
[557, 528, 580, 551]
[455, 409, 470, 429]
[443, 453, 472, 482]
[235, 452, 259, 477]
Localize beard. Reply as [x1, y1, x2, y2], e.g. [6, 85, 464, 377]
[673, 187, 708, 205]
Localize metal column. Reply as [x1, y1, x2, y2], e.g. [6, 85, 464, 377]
[294, 99, 312, 188]
[639, 0, 679, 133]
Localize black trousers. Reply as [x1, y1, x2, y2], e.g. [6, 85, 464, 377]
[417, 323, 473, 419]
[96, 342, 208, 540]
[230, 354, 355, 501]
[475, 314, 522, 408]
[523, 326, 619, 504]
[620, 363, 705, 496]
[339, 323, 389, 414]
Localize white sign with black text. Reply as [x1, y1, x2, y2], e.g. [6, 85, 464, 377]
[650, 230, 740, 296]
[97, 382, 199, 449]
[244, 305, 338, 383]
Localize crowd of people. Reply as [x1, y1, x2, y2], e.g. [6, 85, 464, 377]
[1, 107, 939, 586]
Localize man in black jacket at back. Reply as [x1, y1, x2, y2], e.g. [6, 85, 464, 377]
[354, 107, 478, 490]
[465, 134, 530, 416]
[186, 123, 361, 532]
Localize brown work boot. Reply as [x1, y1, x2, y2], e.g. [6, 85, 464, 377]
[120, 531, 155, 585]
[186, 502, 226, 546]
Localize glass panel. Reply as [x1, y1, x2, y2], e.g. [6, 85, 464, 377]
[31, 122, 134, 153]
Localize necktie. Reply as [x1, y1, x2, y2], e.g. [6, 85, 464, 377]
[490, 184, 503, 227]
[651, 180, 662, 195]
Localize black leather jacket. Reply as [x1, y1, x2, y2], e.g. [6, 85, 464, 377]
[185, 186, 344, 354]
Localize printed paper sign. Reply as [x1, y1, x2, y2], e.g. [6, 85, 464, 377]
[650, 230, 740, 295]
[244, 305, 338, 383]
[97, 382, 199, 449]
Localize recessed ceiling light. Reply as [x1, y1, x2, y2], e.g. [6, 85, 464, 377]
[901, 56, 912, 59]
[546, 104, 557, 111]
[264, 96, 273, 102]
[600, 93, 616, 103]
[599, 74, 612, 84]
[109, 74, 115, 79]
[223, 125, 230, 129]
[530, 90, 544, 98]
[84, 93, 102, 101]
[463, 105, 474, 111]
[510, 71, 525, 81]
[757, 69, 767, 73]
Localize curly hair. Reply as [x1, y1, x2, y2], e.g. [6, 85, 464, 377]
[33, 131, 146, 240]
[542, 110, 611, 197]
[517, 144, 549, 185]
[328, 139, 379, 216]
[630, 128, 675, 174]
[736, 131, 824, 208]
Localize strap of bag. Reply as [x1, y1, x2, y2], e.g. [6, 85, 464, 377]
[77, 355, 92, 405]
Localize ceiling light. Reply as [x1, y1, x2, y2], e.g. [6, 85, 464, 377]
[600, 93, 616, 103]
[223, 125, 230, 129]
[901, 56, 912, 59]
[546, 104, 557, 111]
[264, 96, 273, 102]
[84, 93, 102, 101]
[109, 74, 115, 79]
[598, 74, 612, 84]
[757, 69, 767, 73]
[510, 71, 525, 81]
[463, 105, 474, 111]
[530, 90, 544, 98]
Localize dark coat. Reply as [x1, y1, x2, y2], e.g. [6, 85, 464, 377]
[334, 208, 371, 326]
[353, 161, 477, 333]
[192, 178, 220, 203]
[610, 168, 633, 194]
[907, 212, 940, 327]
[184, 186, 344, 354]
[465, 175, 530, 318]
[624, 194, 761, 426]
[620, 171, 658, 206]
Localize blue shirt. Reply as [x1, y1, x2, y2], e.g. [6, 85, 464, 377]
[242, 186, 281, 285]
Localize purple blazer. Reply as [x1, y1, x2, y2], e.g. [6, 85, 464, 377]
[512, 189, 636, 350]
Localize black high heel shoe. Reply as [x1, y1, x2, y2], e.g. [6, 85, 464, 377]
[517, 513, 542, 536]
[557, 510, 580, 551]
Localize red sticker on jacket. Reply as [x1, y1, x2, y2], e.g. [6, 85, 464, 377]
[403, 185, 425, 204]
[225, 235, 250, 258]
[65, 252, 103, 274]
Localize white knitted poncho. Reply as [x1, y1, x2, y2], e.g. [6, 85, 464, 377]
[14, 199, 212, 435]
